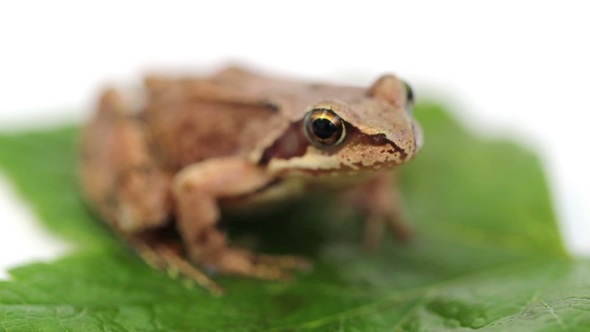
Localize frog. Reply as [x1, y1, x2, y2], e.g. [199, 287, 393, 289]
[80, 66, 422, 294]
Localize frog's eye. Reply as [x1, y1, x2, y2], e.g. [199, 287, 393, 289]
[403, 81, 414, 113]
[304, 108, 347, 148]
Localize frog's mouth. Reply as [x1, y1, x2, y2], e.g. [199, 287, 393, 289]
[278, 156, 408, 178]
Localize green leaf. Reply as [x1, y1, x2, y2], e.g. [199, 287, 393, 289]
[0, 102, 588, 331]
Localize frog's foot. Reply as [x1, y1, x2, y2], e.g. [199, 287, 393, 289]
[127, 234, 225, 295]
[203, 249, 312, 280]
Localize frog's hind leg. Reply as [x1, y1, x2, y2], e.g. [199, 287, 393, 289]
[80, 89, 173, 232]
[172, 158, 311, 280]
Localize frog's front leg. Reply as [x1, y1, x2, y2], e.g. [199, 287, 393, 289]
[354, 172, 413, 249]
[172, 158, 309, 279]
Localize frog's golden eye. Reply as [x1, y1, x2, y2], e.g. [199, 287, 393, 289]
[303, 108, 347, 148]
[403, 81, 414, 113]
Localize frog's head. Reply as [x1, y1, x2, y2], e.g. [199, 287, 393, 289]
[263, 74, 422, 176]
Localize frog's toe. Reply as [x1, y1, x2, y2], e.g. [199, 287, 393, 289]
[252, 254, 313, 272]
[207, 249, 311, 280]
[132, 240, 225, 295]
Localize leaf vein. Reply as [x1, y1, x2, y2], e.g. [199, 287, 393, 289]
[540, 299, 570, 332]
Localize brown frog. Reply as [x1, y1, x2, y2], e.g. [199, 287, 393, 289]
[80, 67, 422, 294]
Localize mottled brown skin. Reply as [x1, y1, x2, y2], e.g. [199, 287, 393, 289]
[80, 67, 422, 294]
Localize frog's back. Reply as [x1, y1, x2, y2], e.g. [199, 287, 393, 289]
[140, 67, 371, 171]
[142, 72, 287, 171]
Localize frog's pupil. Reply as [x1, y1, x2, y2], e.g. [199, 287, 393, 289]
[312, 118, 338, 139]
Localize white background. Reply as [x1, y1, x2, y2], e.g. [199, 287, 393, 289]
[1, 1, 589, 278]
